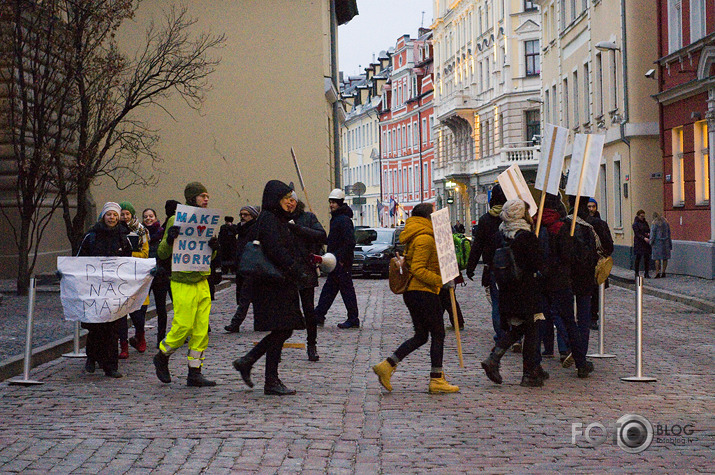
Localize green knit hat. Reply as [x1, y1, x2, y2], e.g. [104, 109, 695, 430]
[184, 182, 208, 203]
[119, 201, 136, 217]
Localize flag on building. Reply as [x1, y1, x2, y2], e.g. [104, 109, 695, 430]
[389, 197, 397, 217]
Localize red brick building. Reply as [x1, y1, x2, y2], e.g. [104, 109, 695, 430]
[379, 29, 436, 226]
[654, 0, 715, 278]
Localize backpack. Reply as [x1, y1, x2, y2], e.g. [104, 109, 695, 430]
[453, 233, 471, 270]
[388, 252, 412, 294]
[568, 218, 599, 285]
[492, 232, 523, 287]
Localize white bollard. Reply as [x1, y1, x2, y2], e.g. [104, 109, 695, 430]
[621, 275, 656, 382]
[588, 283, 615, 358]
[62, 321, 87, 358]
[9, 278, 44, 386]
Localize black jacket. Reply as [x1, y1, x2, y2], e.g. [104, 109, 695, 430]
[251, 180, 305, 332]
[586, 215, 614, 257]
[466, 211, 502, 286]
[235, 218, 257, 266]
[145, 221, 170, 290]
[290, 202, 327, 289]
[496, 229, 543, 321]
[326, 203, 355, 267]
[632, 217, 651, 256]
[78, 221, 133, 258]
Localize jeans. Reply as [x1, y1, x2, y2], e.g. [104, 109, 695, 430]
[439, 287, 464, 327]
[489, 272, 504, 342]
[575, 293, 592, 355]
[542, 296, 570, 355]
[315, 265, 359, 323]
[230, 276, 253, 327]
[495, 313, 539, 374]
[152, 286, 170, 344]
[546, 289, 588, 369]
[245, 330, 293, 379]
[300, 287, 318, 347]
[393, 291, 445, 369]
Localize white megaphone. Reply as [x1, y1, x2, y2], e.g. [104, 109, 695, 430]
[319, 253, 337, 273]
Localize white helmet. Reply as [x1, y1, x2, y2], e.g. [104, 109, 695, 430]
[319, 253, 337, 273]
[328, 188, 346, 200]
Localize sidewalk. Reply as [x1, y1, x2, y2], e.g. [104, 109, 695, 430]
[0, 271, 713, 472]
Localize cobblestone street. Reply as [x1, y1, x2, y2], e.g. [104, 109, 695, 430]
[0, 273, 713, 473]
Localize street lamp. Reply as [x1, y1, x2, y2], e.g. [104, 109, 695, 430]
[526, 97, 544, 104]
[595, 41, 620, 52]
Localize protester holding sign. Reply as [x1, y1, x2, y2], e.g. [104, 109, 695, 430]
[153, 182, 219, 387]
[76, 202, 134, 378]
[372, 203, 460, 394]
[143, 208, 170, 348]
[232, 180, 306, 396]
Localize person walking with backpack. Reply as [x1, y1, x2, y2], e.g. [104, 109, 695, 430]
[373, 202, 459, 394]
[481, 199, 547, 387]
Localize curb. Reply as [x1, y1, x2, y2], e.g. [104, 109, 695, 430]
[0, 279, 234, 383]
[608, 274, 715, 314]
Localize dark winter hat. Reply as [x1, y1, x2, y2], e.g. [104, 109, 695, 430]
[119, 201, 136, 217]
[588, 198, 598, 206]
[240, 205, 260, 219]
[184, 182, 208, 203]
[489, 184, 507, 207]
[165, 199, 180, 217]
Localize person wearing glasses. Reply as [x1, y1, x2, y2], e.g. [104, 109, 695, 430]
[224, 205, 260, 333]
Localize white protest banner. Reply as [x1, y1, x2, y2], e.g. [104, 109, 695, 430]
[497, 164, 538, 216]
[565, 133, 605, 198]
[172, 204, 221, 272]
[535, 123, 569, 194]
[58, 257, 155, 323]
[430, 207, 460, 283]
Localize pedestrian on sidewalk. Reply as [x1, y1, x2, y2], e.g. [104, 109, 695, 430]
[373, 202, 460, 394]
[585, 198, 614, 330]
[232, 180, 306, 396]
[77, 202, 134, 378]
[224, 205, 259, 333]
[314, 188, 359, 329]
[286, 194, 327, 362]
[218, 216, 238, 274]
[480, 199, 547, 387]
[633, 209, 652, 278]
[153, 182, 218, 387]
[118, 201, 150, 359]
[651, 212, 672, 278]
[142, 208, 171, 349]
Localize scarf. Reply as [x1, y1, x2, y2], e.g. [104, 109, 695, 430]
[488, 204, 503, 217]
[125, 215, 149, 244]
[499, 200, 532, 239]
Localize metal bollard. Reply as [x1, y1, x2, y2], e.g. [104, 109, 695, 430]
[9, 278, 43, 386]
[62, 321, 87, 358]
[588, 282, 615, 358]
[621, 275, 657, 382]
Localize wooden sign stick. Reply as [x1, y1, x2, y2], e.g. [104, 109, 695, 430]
[535, 131, 559, 236]
[570, 135, 593, 236]
[450, 287, 464, 368]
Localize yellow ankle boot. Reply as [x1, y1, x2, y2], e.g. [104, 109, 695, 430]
[372, 359, 396, 392]
[428, 373, 460, 394]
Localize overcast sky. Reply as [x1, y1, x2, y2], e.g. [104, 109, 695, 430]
[338, 0, 434, 78]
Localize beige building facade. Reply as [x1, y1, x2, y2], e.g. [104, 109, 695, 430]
[432, 0, 542, 227]
[535, 0, 661, 267]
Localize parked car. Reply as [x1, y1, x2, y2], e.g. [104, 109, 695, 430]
[352, 227, 404, 278]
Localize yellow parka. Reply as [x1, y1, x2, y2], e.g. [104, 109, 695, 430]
[401, 216, 443, 294]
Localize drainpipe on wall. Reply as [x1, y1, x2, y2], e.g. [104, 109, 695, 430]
[708, 93, 715, 242]
[330, 0, 341, 188]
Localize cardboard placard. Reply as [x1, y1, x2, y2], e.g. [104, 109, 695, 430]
[497, 164, 538, 216]
[430, 208, 460, 283]
[172, 204, 221, 272]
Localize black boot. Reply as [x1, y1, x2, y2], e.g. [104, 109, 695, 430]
[224, 323, 241, 333]
[520, 370, 544, 387]
[187, 367, 216, 387]
[481, 346, 507, 384]
[232, 356, 255, 388]
[153, 351, 171, 383]
[264, 376, 296, 396]
[307, 345, 319, 362]
[84, 358, 96, 374]
[535, 365, 550, 381]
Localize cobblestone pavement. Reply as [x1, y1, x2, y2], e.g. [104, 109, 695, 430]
[0, 271, 713, 473]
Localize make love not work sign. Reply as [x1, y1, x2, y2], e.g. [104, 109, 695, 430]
[172, 204, 222, 272]
[58, 256, 155, 323]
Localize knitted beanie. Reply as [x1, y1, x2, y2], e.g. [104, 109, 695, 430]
[119, 201, 136, 217]
[99, 202, 121, 219]
[500, 199, 526, 223]
[184, 182, 208, 203]
[241, 205, 260, 219]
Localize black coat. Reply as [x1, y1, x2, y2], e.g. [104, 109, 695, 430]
[496, 229, 543, 321]
[632, 218, 651, 256]
[145, 221, 170, 290]
[586, 214, 614, 257]
[251, 180, 305, 332]
[326, 203, 355, 266]
[290, 203, 327, 289]
[78, 221, 133, 258]
[539, 208, 573, 293]
[466, 211, 502, 286]
[235, 219, 257, 266]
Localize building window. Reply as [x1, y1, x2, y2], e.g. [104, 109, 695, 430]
[694, 121, 710, 205]
[524, 0, 537, 11]
[599, 164, 608, 222]
[551, 85, 557, 124]
[614, 160, 622, 227]
[691, 0, 707, 43]
[525, 40, 540, 76]
[583, 62, 591, 123]
[525, 110, 541, 146]
[672, 126, 685, 206]
[595, 53, 603, 117]
[668, 0, 683, 53]
[573, 70, 580, 126]
[563, 78, 569, 128]
[560, 0, 566, 30]
[570, 0, 577, 20]
[545, 89, 551, 126]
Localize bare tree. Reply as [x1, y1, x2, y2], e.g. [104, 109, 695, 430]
[0, 0, 76, 294]
[54, 1, 225, 254]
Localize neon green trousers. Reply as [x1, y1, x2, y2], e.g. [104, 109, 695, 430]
[160, 279, 211, 368]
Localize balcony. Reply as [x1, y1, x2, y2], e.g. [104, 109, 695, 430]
[476, 145, 540, 175]
[433, 160, 478, 182]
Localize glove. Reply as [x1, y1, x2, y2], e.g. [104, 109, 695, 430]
[455, 274, 465, 285]
[166, 226, 181, 245]
[309, 254, 323, 265]
[442, 279, 455, 289]
[149, 267, 158, 276]
[55, 270, 63, 280]
[466, 269, 474, 281]
[208, 236, 219, 251]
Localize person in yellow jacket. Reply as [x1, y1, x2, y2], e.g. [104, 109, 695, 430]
[153, 182, 218, 387]
[372, 202, 459, 394]
[118, 201, 150, 358]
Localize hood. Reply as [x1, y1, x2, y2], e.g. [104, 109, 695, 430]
[331, 203, 354, 219]
[542, 208, 564, 235]
[400, 216, 433, 246]
[261, 180, 292, 214]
